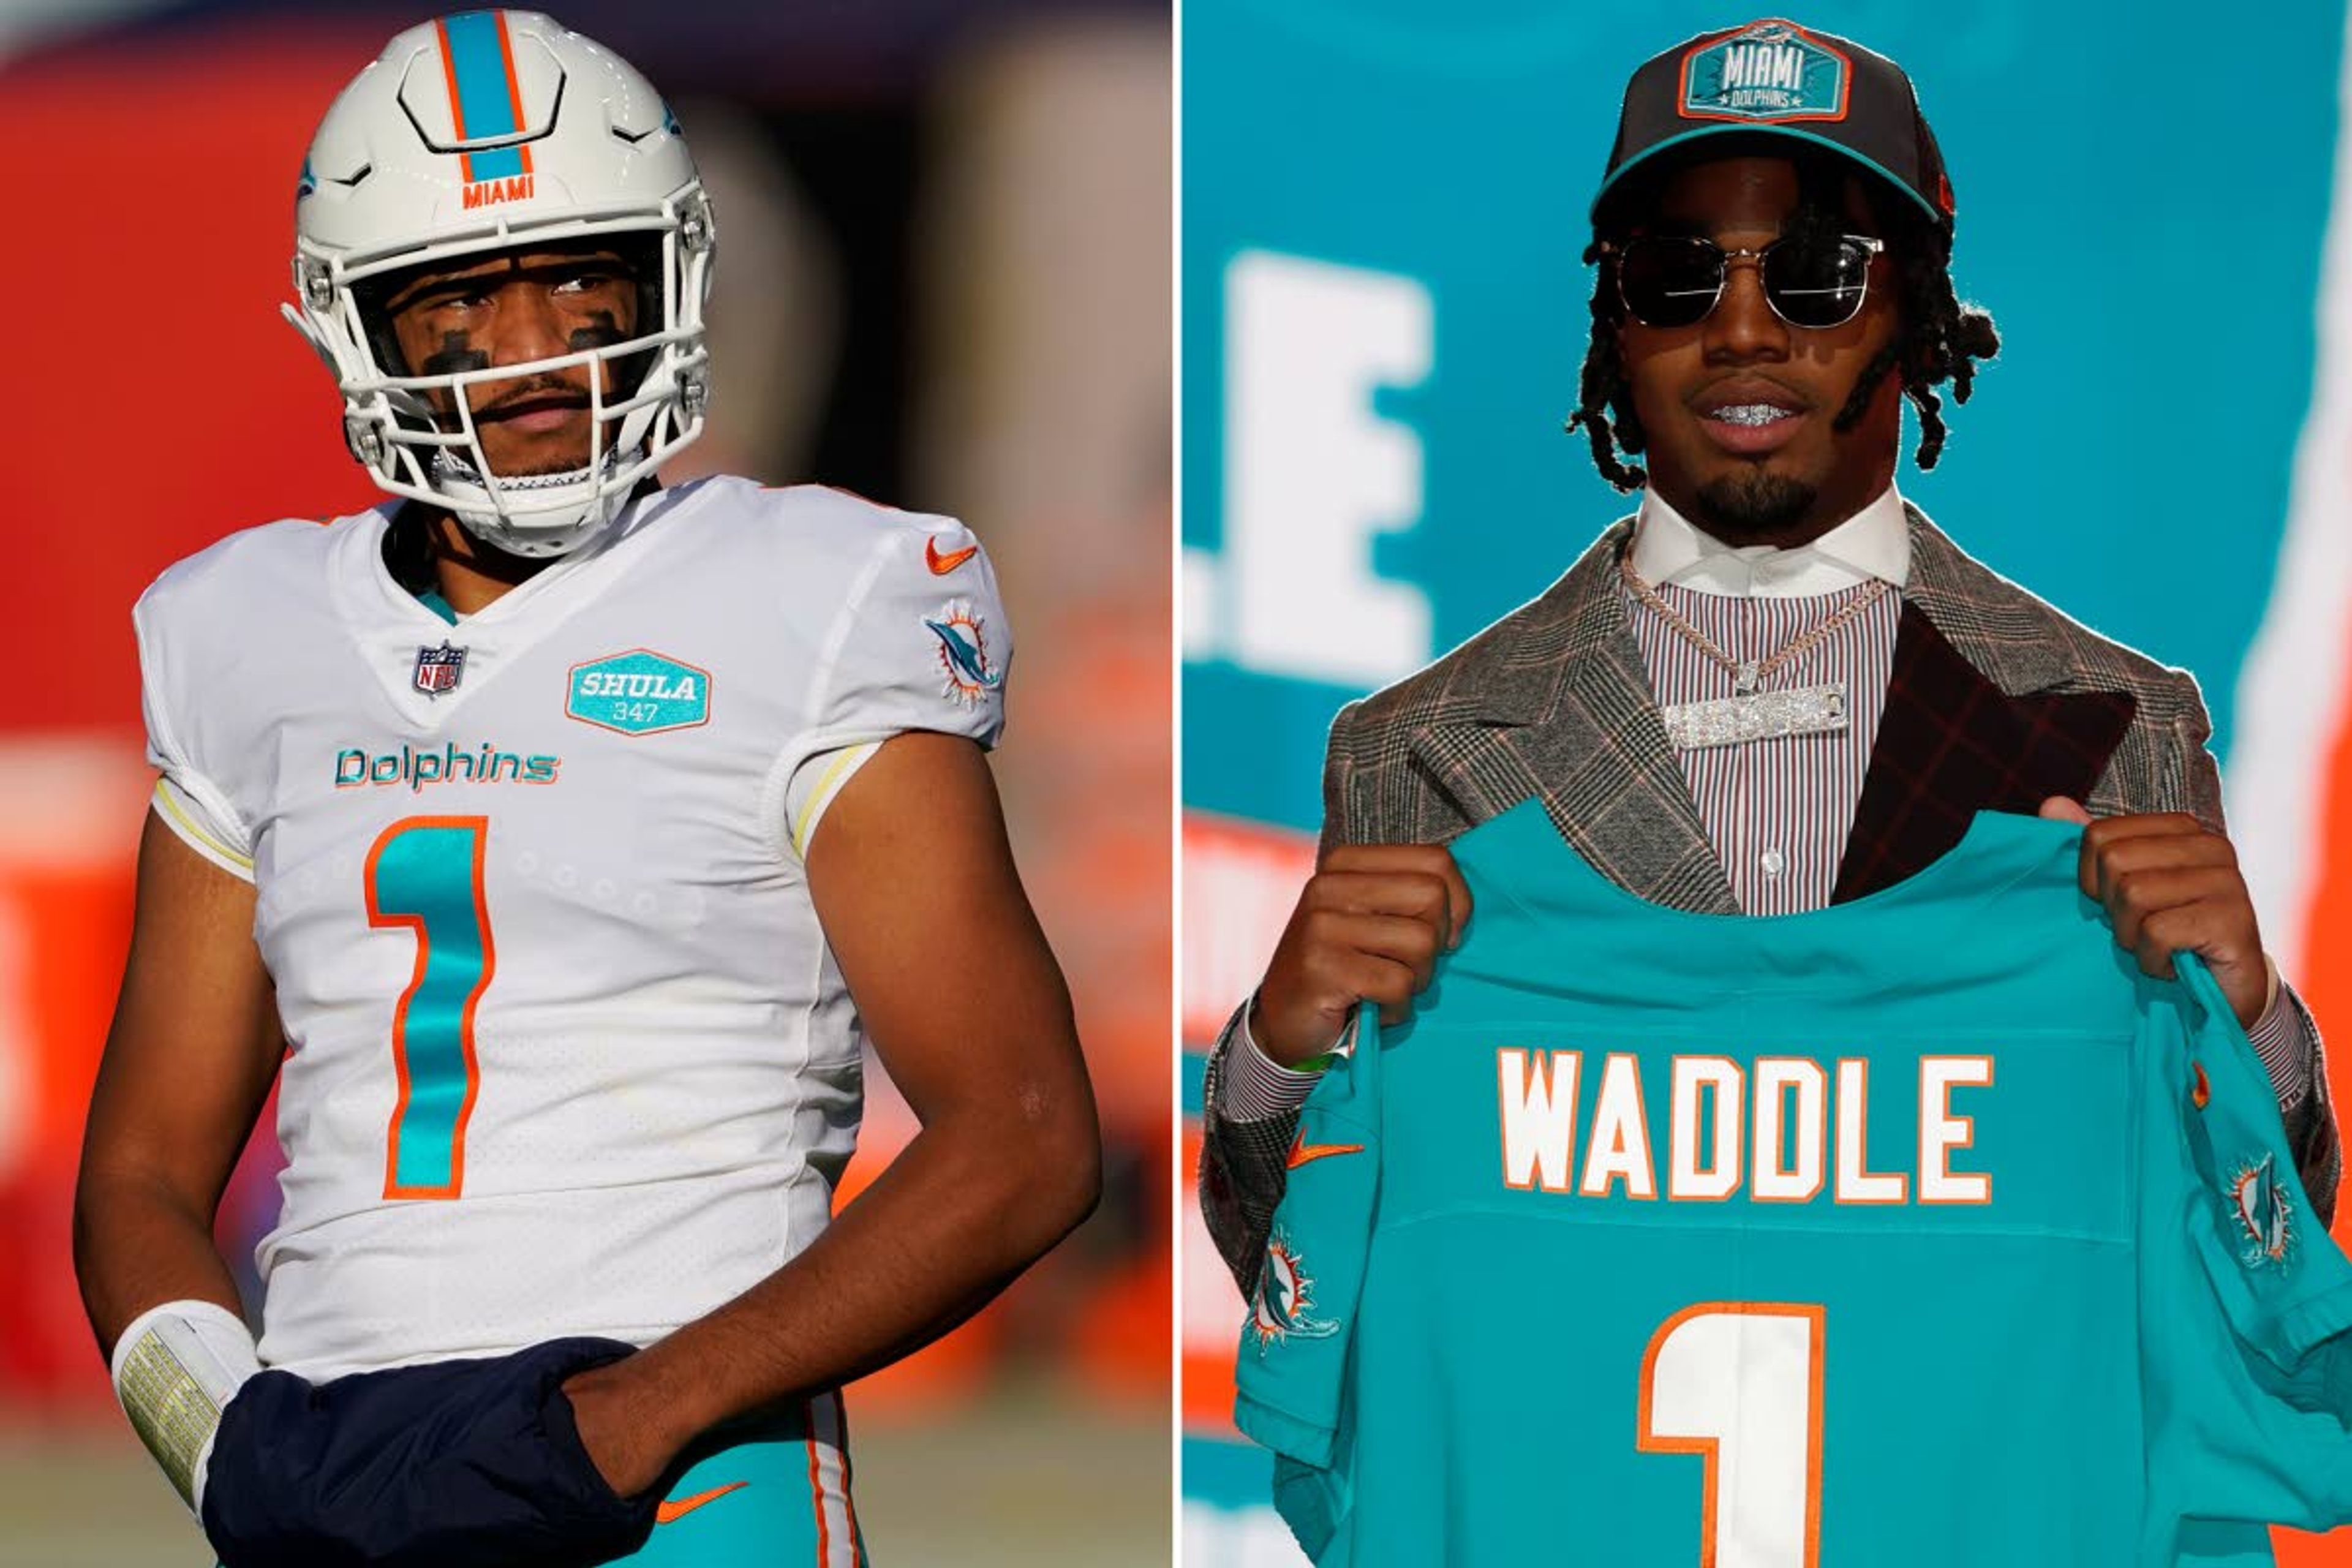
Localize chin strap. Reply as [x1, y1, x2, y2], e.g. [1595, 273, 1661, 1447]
[428, 446, 601, 492]
[428, 443, 646, 557]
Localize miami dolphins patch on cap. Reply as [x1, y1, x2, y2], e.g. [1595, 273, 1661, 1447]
[1679, 18, 1852, 123]
[565, 649, 711, 736]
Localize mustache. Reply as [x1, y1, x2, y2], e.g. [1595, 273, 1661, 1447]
[476, 376, 592, 417]
[443, 379, 601, 434]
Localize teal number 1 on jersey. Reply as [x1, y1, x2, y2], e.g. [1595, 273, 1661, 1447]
[364, 816, 494, 1198]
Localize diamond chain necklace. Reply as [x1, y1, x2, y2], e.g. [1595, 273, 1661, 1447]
[1617, 549, 1893, 695]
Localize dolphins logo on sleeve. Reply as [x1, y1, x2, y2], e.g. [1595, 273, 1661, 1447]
[2228, 1153, 2295, 1266]
[924, 600, 1005, 707]
[1250, 1233, 1341, 1352]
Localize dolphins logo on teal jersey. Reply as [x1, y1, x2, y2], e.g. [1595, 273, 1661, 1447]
[1251, 1233, 1340, 1352]
[2230, 1154, 2295, 1265]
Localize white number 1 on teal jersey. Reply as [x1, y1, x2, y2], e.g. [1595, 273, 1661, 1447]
[1638, 1302, 1826, 1568]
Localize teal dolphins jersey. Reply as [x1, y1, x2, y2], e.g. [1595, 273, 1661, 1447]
[1234, 803, 2352, 1567]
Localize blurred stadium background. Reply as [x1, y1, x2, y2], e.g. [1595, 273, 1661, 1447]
[1180, 2, 2352, 1564]
[0, 0, 1169, 1561]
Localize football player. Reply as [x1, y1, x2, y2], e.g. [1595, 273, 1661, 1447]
[72, 11, 1099, 1565]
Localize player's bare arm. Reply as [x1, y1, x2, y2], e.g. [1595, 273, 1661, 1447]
[1249, 843, 1473, 1066]
[74, 810, 280, 1354]
[558, 731, 1101, 1496]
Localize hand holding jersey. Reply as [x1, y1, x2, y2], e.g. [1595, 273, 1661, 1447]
[2046, 797, 2280, 1032]
[1253, 800, 2290, 1068]
[1249, 843, 1472, 1065]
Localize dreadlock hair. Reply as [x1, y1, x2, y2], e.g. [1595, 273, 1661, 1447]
[1565, 147, 2001, 493]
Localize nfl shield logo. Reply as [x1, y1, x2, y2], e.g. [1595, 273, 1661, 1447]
[413, 641, 467, 698]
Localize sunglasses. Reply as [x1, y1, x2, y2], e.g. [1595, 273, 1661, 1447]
[1601, 232, 1886, 330]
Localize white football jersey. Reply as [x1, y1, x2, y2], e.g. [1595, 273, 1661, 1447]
[134, 476, 1011, 1379]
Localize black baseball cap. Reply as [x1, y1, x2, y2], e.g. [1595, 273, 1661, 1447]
[1592, 18, 1954, 232]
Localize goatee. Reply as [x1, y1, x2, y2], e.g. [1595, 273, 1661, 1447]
[1691, 470, 1817, 545]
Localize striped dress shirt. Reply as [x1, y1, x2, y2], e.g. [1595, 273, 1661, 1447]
[1223, 485, 2311, 1117]
[1624, 543, 1899, 914]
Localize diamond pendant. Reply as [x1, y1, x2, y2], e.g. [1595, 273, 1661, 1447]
[1661, 682, 1850, 750]
[1733, 660, 1761, 696]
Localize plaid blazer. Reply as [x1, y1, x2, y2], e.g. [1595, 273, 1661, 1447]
[1200, 505, 2341, 1293]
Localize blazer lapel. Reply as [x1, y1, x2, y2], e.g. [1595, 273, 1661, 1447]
[1408, 520, 1738, 913]
[1833, 514, 2137, 901]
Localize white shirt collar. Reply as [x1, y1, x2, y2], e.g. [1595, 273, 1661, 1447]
[1629, 483, 1911, 597]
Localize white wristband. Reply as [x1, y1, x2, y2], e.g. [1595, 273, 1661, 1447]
[110, 1298, 262, 1517]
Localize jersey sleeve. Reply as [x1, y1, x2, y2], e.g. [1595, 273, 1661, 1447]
[772, 515, 1012, 858]
[1233, 1004, 1382, 1563]
[132, 587, 255, 882]
[2141, 956, 2352, 1540]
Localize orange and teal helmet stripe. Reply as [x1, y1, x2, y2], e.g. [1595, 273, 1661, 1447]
[434, 10, 533, 183]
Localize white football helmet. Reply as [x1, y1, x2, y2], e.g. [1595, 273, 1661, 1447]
[285, 9, 716, 557]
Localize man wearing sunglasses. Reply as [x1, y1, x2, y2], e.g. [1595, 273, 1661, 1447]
[1200, 18, 2339, 1302]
